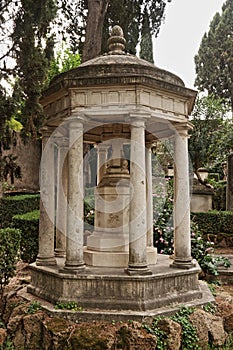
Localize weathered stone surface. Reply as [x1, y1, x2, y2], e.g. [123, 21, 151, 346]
[189, 308, 226, 348]
[115, 321, 157, 350]
[216, 297, 233, 332]
[157, 318, 182, 350]
[189, 309, 210, 349]
[0, 328, 7, 345]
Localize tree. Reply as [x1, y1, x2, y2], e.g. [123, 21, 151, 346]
[188, 94, 233, 177]
[194, 0, 233, 109]
[58, 0, 171, 61]
[140, 6, 154, 63]
[12, 0, 57, 137]
[82, 0, 109, 62]
[0, 0, 57, 139]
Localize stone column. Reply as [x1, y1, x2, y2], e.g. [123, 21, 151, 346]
[126, 118, 151, 275]
[36, 127, 56, 266]
[55, 137, 68, 257]
[171, 125, 194, 269]
[96, 143, 109, 185]
[63, 118, 85, 272]
[146, 142, 154, 247]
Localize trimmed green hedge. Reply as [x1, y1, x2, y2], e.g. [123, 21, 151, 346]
[191, 210, 233, 235]
[0, 194, 40, 228]
[0, 228, 21, 290]
[12, 210, 39, 263]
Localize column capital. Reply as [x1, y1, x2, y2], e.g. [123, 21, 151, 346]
[68, 119, 84, 129]
[129, 112, 150, 128]
[174, 122, 193, 137]
[40, 126, 56, 139]
[54, 136, 69, 148]
[95, 142, 110, 152]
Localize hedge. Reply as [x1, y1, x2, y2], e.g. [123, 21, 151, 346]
[191, 210, 233, 235]
[0, 228, 21, 290]
[12, 210, 39, 263]
[0, 194, 40, 228]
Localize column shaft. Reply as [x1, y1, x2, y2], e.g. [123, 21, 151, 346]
[55, 139, 68, 257]
[126, 119, 151, 275]
[36, 127, 56, 266]
[171, 126, 194, 269]
[63, 119, 85, 271]
[146, 144, 154, 247]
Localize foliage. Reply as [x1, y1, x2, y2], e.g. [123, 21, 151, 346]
[140, 6, 154, 63]
[153, 177, 174, 254]
[171, 307, 200, 350]
[190, 222, 230, 276]
[143, 319, 167, 350]
[27, 301, 42, 314]
[0, 228, 21, 291]
[145, 307, 200, 350]
[154, 184, 231, 276]
[57, 0, 172, 59]
[12, 210, 39, 263]
[194, 0, 233, 109]
[189, 94, 233, 174]
[0, 339, 16, 350]
[191, 211, 233, 235]
[84, 199, 95, 229]
[0, 1, 57, 137]
[54, 301, 83, 311]
[0, 194, 40, 228]
[209, 179, 226, 211]
[47, 48, 81, 84]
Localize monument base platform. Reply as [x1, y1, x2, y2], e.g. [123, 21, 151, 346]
[27, 255, 212, 315]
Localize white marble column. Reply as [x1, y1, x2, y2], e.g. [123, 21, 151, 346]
[126, 118, 151, 275]
[63, 119, 85, 272]
[55, 137, 68, 257]
[146, 142, 154, 247]
[171, 125, 194, 269]
[96, 143, 109, 185]
[36, 127, 56, 266]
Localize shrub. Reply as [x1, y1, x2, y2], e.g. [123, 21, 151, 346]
[0, 194, 40, 228]
[0, 228, 21, 291]
[153, 178, 174, 254]
[191, 211, 221, 235]
[191, 223, 230, 276]
[220, 211, 233, 233]
[12, 210, 39, 263]
[191, 211, 233, 235]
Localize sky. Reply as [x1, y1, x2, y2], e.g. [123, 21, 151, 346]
[154, 0, 226, 89]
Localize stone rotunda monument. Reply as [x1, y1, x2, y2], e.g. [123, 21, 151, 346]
[28, 26, 213, 318]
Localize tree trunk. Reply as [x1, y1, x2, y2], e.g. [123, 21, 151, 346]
[82, 0, 109, 62]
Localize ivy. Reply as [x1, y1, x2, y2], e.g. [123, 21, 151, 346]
[171, 307, 200, 350]
[0, 228, 21, 291]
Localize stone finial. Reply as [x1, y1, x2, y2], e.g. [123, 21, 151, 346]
[107, 25, 126, 55]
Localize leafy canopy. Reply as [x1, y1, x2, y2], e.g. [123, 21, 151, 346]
[195, 0, 233, 109]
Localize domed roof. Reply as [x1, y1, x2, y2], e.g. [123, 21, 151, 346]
[46, 25, 185, 95]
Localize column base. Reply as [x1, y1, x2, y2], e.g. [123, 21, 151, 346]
[170, 258, 196, 270]
[60, 262, 86, 274]
[55, 249, 66, 258]
[125, 266, 152, 276]
[36, 256, 57, 266]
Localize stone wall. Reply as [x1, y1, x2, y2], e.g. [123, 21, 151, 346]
[2, 133, 41, 192]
